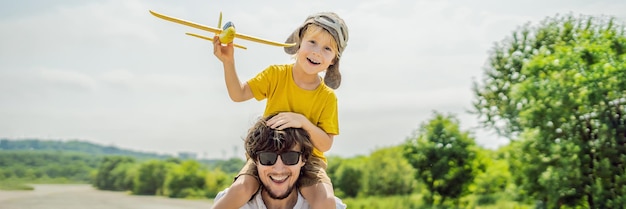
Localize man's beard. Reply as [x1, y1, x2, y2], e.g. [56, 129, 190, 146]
[262, 182, 296, 200]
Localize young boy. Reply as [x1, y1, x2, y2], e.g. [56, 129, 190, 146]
[211, 12, 349, 209]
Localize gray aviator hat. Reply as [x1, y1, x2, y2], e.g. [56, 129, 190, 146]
[284, 12, 349, 89]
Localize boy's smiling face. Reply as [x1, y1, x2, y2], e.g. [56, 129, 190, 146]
[294, 25, 338, 76]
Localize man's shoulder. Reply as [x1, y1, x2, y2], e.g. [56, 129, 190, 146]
[297, 194, 347, 209]
[286, 191, 347, 209]
[214, 188, 259, 209]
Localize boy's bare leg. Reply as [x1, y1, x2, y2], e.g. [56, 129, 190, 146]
[211, 175, 259, 209]
[300, 182, 336, 209]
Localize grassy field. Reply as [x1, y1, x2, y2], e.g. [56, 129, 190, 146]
[1, 179, 533, 209]
[0, 181, 34, 191]
[342, 193, 533, 209]
[0, 184, 212, 209]
[0, 178, 83, 191]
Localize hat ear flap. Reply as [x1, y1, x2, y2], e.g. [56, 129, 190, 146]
[284, 29, 301, 55]
[324, 61, 341, 89]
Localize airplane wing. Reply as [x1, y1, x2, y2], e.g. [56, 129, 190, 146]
[150, 10, 222, 34]
[149, 10, 296, 48]
[185, 32, 248, 49]
[233, 32, 296, 47]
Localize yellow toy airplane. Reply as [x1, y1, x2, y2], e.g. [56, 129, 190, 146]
[149, 10, 296, 50]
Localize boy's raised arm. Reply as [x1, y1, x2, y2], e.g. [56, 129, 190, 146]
[213, 36, 253, 102]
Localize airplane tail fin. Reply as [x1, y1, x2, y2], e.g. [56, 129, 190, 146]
[218, 12, 223, 32]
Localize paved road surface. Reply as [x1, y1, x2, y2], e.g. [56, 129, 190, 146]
[0, 184, 213, 209]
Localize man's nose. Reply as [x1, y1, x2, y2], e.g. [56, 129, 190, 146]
[272, 156, 287, 169]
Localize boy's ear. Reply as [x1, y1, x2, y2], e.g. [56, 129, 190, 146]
[284, 28, 301, 55]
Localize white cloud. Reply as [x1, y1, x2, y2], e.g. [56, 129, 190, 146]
[38, 68, 99, 92]
[97, 69, 212, 96]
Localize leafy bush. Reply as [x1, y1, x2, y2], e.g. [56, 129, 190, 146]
[205, 168, 231, 198]
[93, 156, 135, 191]
[476, 194, 498, 205]
[163, 160, 206, 198]
[362, 146, 417, 197]
[330, 156, 364, 198]
[133, 160, 172, 195]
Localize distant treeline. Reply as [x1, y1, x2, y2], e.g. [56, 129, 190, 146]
[0, 150, 99, 182]
[0, 138, 170, 160]
[0, 139, 246, 184]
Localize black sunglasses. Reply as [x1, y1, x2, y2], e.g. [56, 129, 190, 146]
[257, 151, 301, 166]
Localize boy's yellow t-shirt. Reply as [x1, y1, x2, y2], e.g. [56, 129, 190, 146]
[247, 64, 339, 162]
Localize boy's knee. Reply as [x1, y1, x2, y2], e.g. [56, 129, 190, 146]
[315, 195, 336, 209]
[301, 183, 335, 206]
[231, 175, 259, 194]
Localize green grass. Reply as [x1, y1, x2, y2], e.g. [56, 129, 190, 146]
[0, 180, 34, 191]
[0, 177, 87, 191]
[343, 194, 423, 209]
[474, 202, 533, 209]
[340, 192, 533, 209]
[465, 193, 533, 209]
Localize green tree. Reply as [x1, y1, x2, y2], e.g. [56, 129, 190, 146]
[204, 168, 230, 198]
[0, 139, 170, 160]
[94, 156, 135, 191]
[0, 151, 100, 182]
[133, 160, 172, 195]
[330, 156, 365, 198]
[163, 160, 206, 198]
[494, 141, 530, 202]
[362, 146, 417, 197]
[211, 157, 245, 174]
[471, 148, 511, 205]
[403, 112, 478, 206]
[111, 162, 136, 191]
[473, 14, 626, 208]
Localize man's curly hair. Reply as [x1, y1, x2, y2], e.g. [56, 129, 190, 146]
[245, 114, 313, 164]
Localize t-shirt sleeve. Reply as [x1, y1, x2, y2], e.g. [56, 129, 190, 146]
[247, 66, 274, 101]
[335, 196, 347, 209]
[299, 195, 346, 209]
[214, 188, 228, 202]
[213, 188, 262, 209]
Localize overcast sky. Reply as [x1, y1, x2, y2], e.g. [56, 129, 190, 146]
[1, 0, 624, 159]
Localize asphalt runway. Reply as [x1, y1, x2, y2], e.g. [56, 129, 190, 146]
[0, 184, 213, 209]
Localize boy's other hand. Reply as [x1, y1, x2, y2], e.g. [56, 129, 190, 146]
[266, 112, 307, 130]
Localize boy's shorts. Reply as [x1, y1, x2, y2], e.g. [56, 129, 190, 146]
[236, 156, 332, 187]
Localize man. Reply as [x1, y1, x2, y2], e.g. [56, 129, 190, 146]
[213, 115, 346, 209]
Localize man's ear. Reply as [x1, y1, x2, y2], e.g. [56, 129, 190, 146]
[299, 158, 307, 167]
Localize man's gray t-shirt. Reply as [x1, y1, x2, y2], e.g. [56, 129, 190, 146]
[215, 188, 347, 209]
